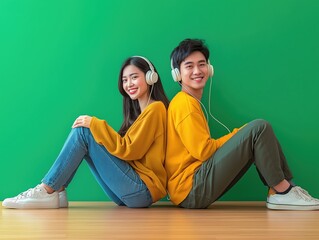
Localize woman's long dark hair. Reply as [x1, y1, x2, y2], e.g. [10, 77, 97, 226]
[118, 56, 169, 137]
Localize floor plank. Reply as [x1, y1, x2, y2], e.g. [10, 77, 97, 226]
[1, 201, 318, 239]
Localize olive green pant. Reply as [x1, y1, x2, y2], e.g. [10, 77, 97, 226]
[180, 119, 293, 209]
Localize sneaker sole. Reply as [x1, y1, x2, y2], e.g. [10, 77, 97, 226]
[267, 202, 319, 211]
[2, 198, 59, 209]
[2, 202, 59, 209]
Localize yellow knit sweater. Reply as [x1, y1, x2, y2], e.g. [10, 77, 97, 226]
[89, 101, 167, 202]
[165, 92, 239, 205]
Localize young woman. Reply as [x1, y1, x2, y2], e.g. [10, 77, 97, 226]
[2, 56, 169, 209]
[165, 38, 319, 210]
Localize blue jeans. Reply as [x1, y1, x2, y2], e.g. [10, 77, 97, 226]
[42, 127, 152, 208]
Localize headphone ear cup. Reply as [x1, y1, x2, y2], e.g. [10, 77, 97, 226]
[208, 64, 214, 78]
[171, 68, 181, 82]
[146, 70, 158, 85]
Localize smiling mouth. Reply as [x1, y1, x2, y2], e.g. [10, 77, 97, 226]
[128, 88, 138, 94]
[192, 77, 203, 82]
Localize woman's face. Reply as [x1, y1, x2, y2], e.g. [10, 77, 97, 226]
[122, 64, 149, 102]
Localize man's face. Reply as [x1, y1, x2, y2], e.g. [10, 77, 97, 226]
[179, 51, 209, 95]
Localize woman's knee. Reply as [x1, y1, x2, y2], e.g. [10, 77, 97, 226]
[71, 127, 92, 141]
[72, 126, 90, 134]
[69, 127, 92, 149]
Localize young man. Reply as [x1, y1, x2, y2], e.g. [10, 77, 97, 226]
[165, 38, 319, 210]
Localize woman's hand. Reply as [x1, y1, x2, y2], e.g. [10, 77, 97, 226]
[72, 115, 92, 128]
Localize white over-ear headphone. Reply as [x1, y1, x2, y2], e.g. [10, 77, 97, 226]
[133, 56, 158, 85]
[170, 58, 214, 82]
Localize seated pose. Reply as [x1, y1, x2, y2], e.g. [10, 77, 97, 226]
[165, 38, 319, 210]
[3, 56, 169, 209]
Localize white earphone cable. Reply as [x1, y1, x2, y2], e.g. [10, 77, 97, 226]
[177, 82, 211, 135]
[208, 76, 231, 133]
[146, 84, 154, 107]
[178, 74, 231, 134]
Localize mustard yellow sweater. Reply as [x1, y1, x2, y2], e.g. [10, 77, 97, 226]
[89, 101, 167, 203]
[165, 92, 239, 205]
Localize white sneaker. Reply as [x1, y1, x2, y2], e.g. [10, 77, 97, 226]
[267, 186, 319, 210]
[59, 190, 68, 208]
[2, 185, 59, 209]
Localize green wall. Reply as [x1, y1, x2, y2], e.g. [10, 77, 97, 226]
[1, 0, 318, 201]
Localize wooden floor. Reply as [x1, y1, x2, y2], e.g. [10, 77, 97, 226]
[1, 201, 319, 239]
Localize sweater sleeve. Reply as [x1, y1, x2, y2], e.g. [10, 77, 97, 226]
[89, 102, 165, 161]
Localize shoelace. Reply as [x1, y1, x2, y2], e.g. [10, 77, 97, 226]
[295, 186, 311, 197]
[296, 187, 319, 203]
[16, 185, 41, 199]
[294, 187, 317, 202]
